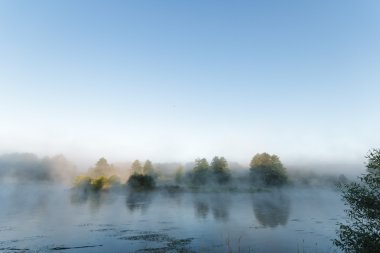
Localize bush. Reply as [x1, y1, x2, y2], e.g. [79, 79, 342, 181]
[73, 175, 110, 191]
[127, 174, 155, 191]
[91, 176, 109, 191]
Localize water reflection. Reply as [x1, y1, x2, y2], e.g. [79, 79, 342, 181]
[194, 199, 209, 219]
[252, 191, 290, 228]
[161, 187, 183, 206]
[210, 195, 230, 222]
[126, 191, 153, 213]
[193, 194, 230, 222]
[70, 190, 108, 210]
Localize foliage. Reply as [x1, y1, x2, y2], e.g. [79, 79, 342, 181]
[127, 174, 155, 191]
[142, 160, 154, 176]
[91, 176, 109, 191]
[131, 160, 143, 175]
[249, 153, 287, 186]
[334, 149, 380, 253]
[191, 158, 210, 185]
[210, 156, 231, 184]
[74, 175, 122, 191]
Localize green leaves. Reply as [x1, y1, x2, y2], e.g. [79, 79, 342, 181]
[249, 153, 287, 186]
[334, 149, 380, 253]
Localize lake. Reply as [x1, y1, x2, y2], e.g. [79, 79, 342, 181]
[0, 182, 345, 253]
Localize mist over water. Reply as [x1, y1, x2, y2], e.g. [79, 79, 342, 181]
[0, 180, 345, 253]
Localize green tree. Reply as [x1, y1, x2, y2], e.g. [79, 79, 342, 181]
[131, 160, 143, 175]
[249, 153, 287, 186]
[142, 160, 154, 176]
[211, 156, 231, 184]
[192, 158, 209, 185]
[334, 149, 380, 253]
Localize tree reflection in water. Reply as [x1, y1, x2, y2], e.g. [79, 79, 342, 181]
[125, 191, 153, 213]
[193, 194, 230, 222]
[194, 199, 209, 219]
[70, 189, 108, 211]
[210, 195, 230, 222]
[252, 191, 290, 228]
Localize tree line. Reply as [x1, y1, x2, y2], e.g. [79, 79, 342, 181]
[73, 152, 288, 191]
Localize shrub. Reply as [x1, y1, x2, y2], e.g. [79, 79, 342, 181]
[127, 174, 155, 191]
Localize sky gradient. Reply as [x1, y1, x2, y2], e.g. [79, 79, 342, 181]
[1, 1, 380, 167]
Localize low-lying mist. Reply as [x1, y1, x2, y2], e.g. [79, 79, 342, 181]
[0, 152, 361, 190]
[0, 151, 370, 253]
[0, 153, 77, 183]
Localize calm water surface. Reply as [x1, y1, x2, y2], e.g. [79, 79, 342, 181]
[0, 183, 345, 252]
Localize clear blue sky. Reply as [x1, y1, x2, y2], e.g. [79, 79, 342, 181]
[1, 0, 379, 166]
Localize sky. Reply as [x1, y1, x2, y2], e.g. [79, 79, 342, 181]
[0, 0, 380, 167]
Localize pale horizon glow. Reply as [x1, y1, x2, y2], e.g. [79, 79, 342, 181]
[1, 1, 379, 168]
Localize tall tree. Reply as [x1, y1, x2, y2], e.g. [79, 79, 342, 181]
[249, 153, 287, 186]
[211, 156, 231, 184]
[142, 160, 154, 176]
[92, 157, 112, 176]
[192, 158, 209, 185]
[131, 160, 143, 175]
[334, 149, 380, 252]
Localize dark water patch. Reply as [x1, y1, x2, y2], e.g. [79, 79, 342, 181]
[134, 237, 195, 253]
[135, 247, 195, 253]
[167, 238, 193, 248]
[0, 247, 30, 251]
[97, 224, 116, 227]
[157, 221, 173, 224]
[90, 228, 116, 232]
[160, 227, 179, 232]
[49, 244, 102, 250]
[120, 233, 173, 242]
[77, 223, 93, 227]
[118, 231, 195, 253]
